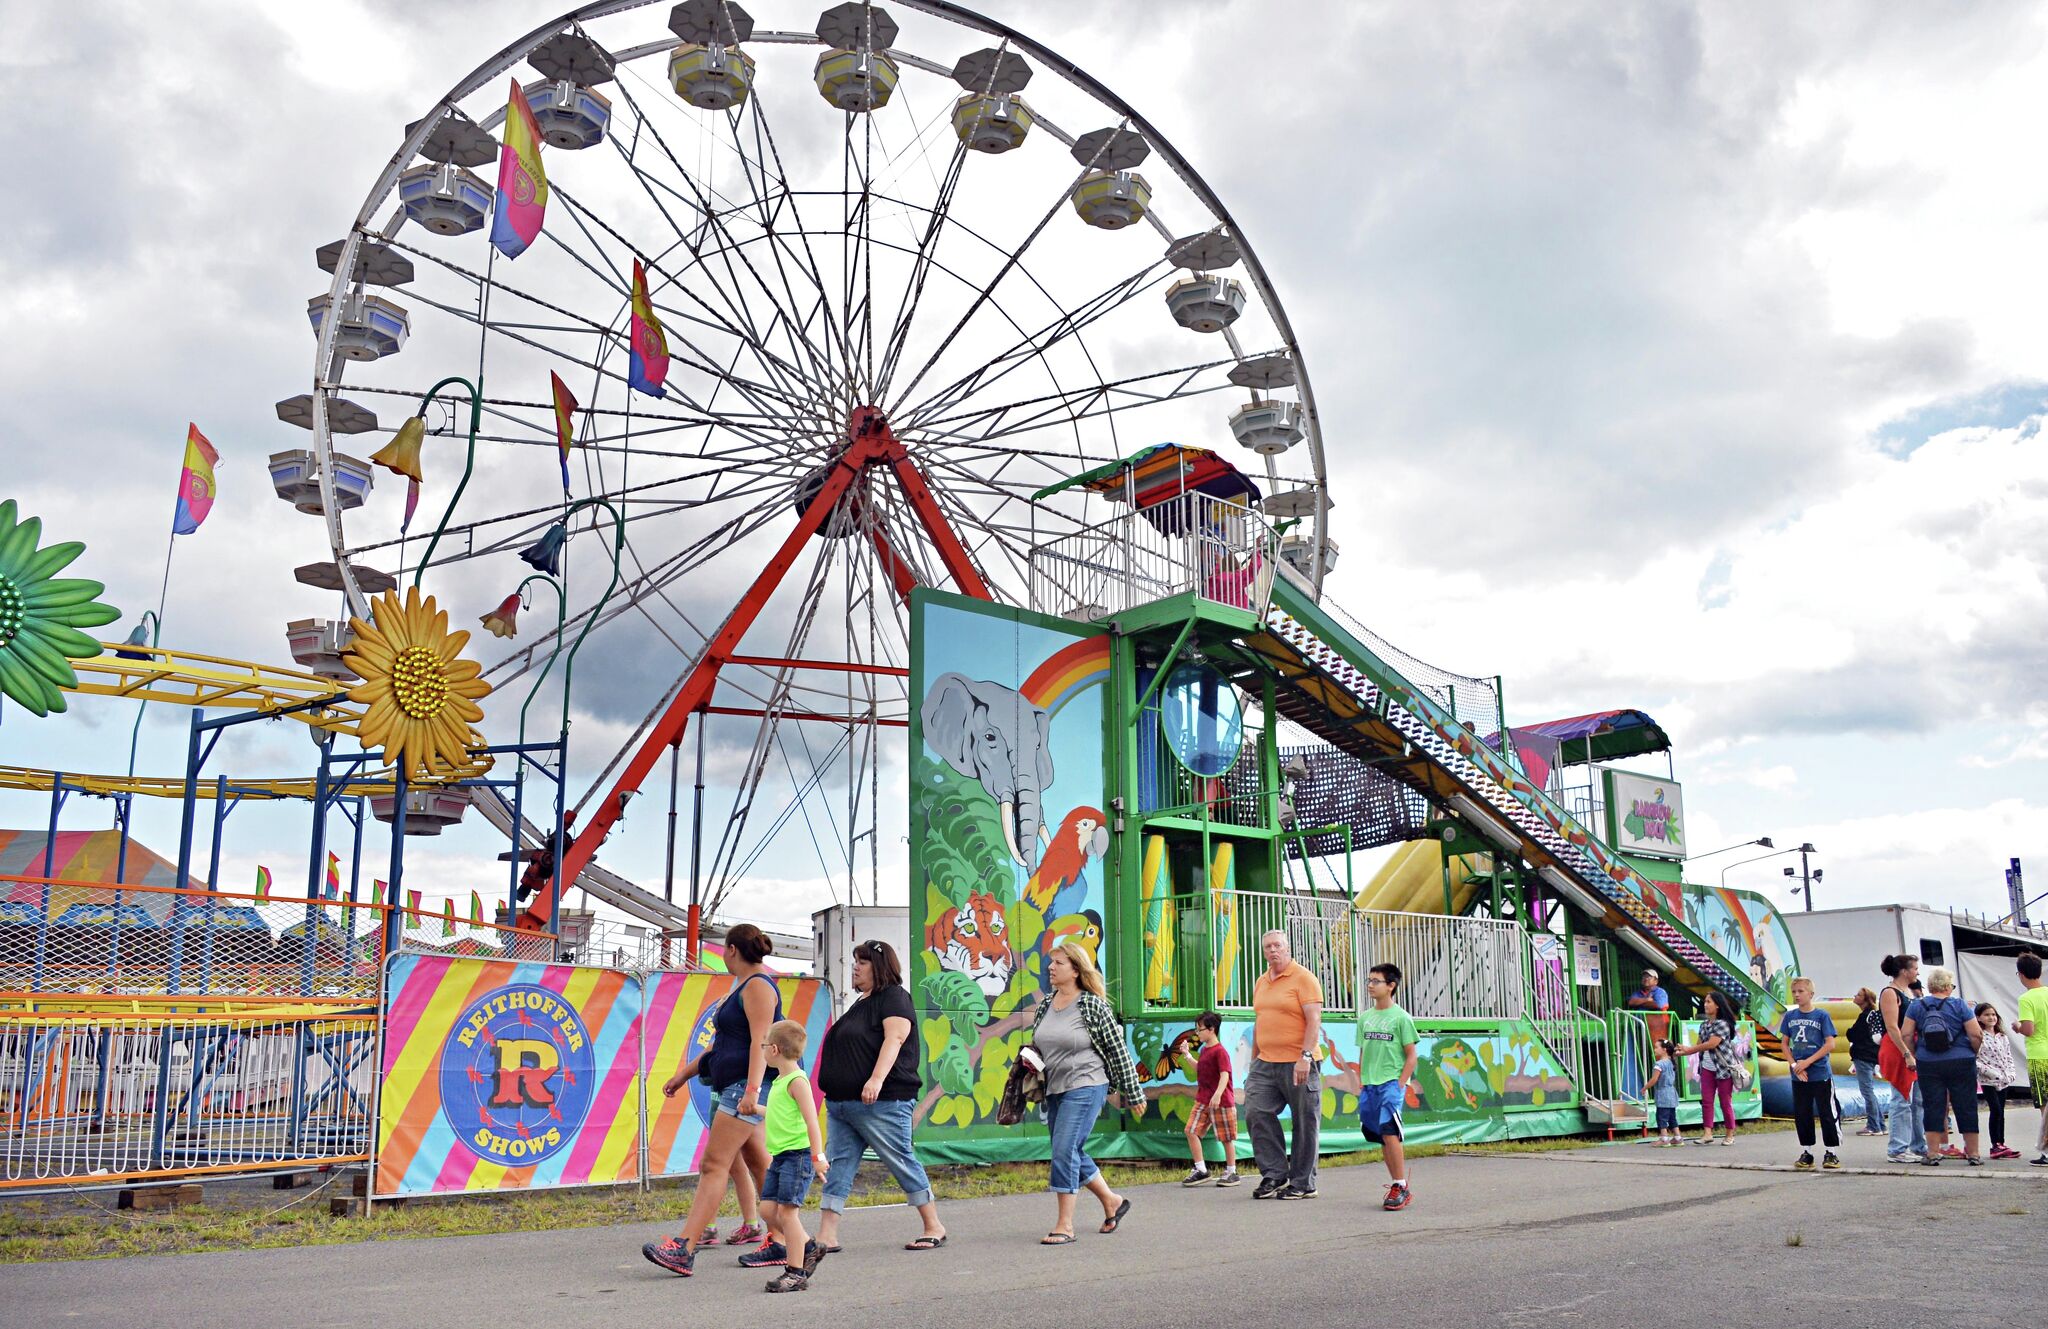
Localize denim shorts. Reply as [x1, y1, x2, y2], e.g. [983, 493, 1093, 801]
[1655, 1104, 1678, 1130]
[762, 1149, 815, 1206]
[714, 1081, 766, 1126]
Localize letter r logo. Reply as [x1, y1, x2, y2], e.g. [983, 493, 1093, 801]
[492, 1037, 560, 1108]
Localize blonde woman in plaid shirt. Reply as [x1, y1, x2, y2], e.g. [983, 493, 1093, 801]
[1031, 940, 1147, 1245]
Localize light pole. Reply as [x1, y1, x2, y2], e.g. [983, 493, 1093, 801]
[1690, 836, 1774, 865]
[1781, 842, 1820, 910]
[1720, 844, 1800, 892]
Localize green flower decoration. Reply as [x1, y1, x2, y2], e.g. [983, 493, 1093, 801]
[0, 500, 121, 716]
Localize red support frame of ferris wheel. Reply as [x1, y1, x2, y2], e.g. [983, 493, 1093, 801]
[524, 407, 992, 958]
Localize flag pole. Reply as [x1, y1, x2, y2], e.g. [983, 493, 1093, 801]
[121, 498, 182, 788]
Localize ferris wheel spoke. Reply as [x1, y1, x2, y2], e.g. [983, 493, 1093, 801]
[870, 140, 970, 405]
[911, 352, 1245, 449]
[882, 116, 1146, 414]
[894, 257, 1168, 432]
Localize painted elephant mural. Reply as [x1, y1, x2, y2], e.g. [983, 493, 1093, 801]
[921, 671, 1056, 872]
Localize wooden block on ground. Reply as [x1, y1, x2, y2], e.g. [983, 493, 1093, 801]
[272, 1172, 313, 1190]
[118, 1183, 202, 1212]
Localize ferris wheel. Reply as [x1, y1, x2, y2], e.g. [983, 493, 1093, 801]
[289, 0, 1333, 925]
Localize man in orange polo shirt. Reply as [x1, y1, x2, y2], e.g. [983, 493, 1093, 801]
[1246, 929, 1324, 1199]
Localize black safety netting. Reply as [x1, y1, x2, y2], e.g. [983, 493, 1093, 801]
[1276, 742, 1430, 859]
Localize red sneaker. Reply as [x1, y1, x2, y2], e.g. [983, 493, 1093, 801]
[1942, 1144, 1966, 1159]
[724, 1221, 767, 1245]
[1382, 1183, 1412, 1211]
[641, 1237, 696, 1277]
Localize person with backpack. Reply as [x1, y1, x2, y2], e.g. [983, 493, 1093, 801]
[1030, 940, 1147, 1245]
[1901, 967, 1985, 1166]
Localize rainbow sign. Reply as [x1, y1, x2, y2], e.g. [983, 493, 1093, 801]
[377, 955, 643, 1197]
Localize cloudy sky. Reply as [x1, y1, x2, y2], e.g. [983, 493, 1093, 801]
[3, 0, 2044, 932]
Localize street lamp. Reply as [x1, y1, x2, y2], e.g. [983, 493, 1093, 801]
[1720, 843, 1801, 891]
[1690, 836, 1774, 864]
[1781, 843, 1821, 911]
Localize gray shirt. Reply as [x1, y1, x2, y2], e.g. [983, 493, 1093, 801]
[1037, 997, 1108, 1096]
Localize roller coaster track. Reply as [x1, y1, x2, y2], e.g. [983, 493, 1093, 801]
[39, 642, 491, 784]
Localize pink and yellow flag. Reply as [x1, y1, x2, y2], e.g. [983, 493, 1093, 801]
[627, 259, 669, 398]
[253, 866, 271, 902]
[469, 890, 485, 924]
[490, 78, 549, 260]
[325, 851, 342, 900]
[550, 371, 578, 490]
[172, 424, 220, 535]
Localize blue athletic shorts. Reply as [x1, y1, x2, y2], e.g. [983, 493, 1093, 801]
[762, 1149, 815, 1206]
[1358, 1080, 1404, 1143]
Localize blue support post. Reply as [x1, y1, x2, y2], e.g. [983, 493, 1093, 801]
[109, 791, 133, 977]
[303, 742, 332, 1000]
[148, 1024, 175, 1170]
[384, 769, 409, 960]
[30, 773, 62, 993]
[196, 775, 228, 993]
[169, 709, 205, 995]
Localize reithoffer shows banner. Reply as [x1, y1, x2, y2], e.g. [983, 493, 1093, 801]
[377, 955, 644, 1197]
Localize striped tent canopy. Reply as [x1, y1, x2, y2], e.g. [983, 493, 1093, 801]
[0, 830, 202, 924]
[1034, 444, 1263, 533]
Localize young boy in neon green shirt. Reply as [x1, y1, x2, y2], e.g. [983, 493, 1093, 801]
[756, 1019, 830, 1292]
[1358, 962, 1419, 1211]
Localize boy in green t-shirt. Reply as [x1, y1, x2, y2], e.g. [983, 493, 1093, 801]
[756, 1019, 830, 1292]
[1358, 963, 1419, 1211]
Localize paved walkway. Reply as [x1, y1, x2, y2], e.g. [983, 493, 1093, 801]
[13, 1120, 2043, 1329]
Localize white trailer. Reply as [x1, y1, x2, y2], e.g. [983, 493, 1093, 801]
[811, 905, 910, 1017]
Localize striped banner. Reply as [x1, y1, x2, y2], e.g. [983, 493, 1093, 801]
[640, 972, 830, 1179]
[375, 955, 645, 1197]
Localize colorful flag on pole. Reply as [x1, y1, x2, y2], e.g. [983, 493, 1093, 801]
[441, 900, 457, 938]
[406, 888, 422, 918]
[549, 372, 578, 490]
[627, 259, 669, 398]
[254, 865, 271, 902]
[172, 424, 220, 535]
[489, 79, 549, 260]
[325, 852, 342, 900]
[469, 890, 485, 924]
[400, 478, 421, 535]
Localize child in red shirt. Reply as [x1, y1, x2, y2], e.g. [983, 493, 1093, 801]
[1183, 1011, 1241, 1186]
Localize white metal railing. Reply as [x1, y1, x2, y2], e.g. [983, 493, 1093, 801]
[1352, 908, 1526, 1021]
[1028, 493, 1279, 620]
[1527, 934, 1581, 1088]
[1208, 889, 1356, 1012]
[1605, 1008, 1666, 1117]
[1, 1011, 377, 1190]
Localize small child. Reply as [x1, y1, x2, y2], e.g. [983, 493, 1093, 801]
[1649, 1040, 1681, 1146]
[1779, 977, 1841, 1171]
[1974, 1002, 2020, 1159]
[1358, 962, 1420, 1211]
[755, 1019, 829, 1293]
[1182, 1012, 1241, 1187]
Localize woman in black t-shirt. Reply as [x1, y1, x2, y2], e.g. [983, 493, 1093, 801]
[1846, 988, 1888, 1135]
[814, 940, 947, 1252]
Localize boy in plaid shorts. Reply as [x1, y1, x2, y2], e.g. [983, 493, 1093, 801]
[1183, 1012, 1241, 1186]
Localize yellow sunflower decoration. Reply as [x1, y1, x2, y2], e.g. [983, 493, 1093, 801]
[343, 586, 491, 780]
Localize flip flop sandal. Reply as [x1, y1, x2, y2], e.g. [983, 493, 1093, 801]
[904, 1235, 947, 1251]
[1040, 1233, 1076, 1245]
[1099, 1198, 1131, 1234]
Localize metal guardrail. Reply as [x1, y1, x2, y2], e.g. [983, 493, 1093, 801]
[1353, 908, 1525, 1021]
[0, 1009, 377, 1190]
[1028, 493, 1279, 621]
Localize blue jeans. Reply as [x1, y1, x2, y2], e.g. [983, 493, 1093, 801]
[1887, 1079, 1926, 1157]
[818, 1098, 934, 1213]
[1044, 1083, 1109, 1195]
[1851, 1060, 1885, 1131]
[761, 1148, 815, 1206]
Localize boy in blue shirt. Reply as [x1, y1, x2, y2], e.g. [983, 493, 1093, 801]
[1780, 977, 1840, 1170]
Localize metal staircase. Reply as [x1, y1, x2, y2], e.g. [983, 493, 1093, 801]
[1243, 579, 1773, 1021]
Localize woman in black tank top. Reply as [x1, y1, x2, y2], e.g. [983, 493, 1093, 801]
[641, 924, 783, 1277]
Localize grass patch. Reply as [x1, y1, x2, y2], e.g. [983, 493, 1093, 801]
[1785, 1232, 1804, 1247]
[0, 1123, 1792, 1263]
